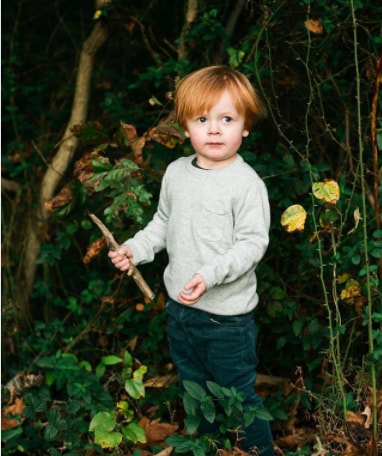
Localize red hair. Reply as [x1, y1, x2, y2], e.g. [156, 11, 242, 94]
[174, 66, 267, 131]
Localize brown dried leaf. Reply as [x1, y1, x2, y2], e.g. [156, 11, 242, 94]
[144, 374, 178, 388]
[155, 291, 167, 311]
[120, 122, 146, 164]
[83, 236, 107, 264]
[44, 183, 72, 212]
[361, 405, 373, 429]
[5, 371, 44, 399]
[311, 436, 328, 456]
[347, 411, 364, 425]
[74, 151, 101, 190]
[138, 416, 178, 446]
[347, 207, 362, 235]
[146, 113, 185, 149]
[1, 398, 25, 430]
[275, 428, 316, 448]
[304, 19, 324, 34]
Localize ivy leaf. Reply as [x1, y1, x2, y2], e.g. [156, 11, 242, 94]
[280, 204, 307, 232]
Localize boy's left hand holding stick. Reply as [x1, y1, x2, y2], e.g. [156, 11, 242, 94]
[89, 213, 155, 301]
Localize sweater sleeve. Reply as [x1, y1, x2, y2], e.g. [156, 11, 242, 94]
[124, 174, 169, 265]
[196, 180, 270, 289]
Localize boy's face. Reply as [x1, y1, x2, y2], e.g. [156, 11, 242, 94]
[184, 90, 249, 169]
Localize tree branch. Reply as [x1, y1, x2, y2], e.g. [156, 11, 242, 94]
[22, 17, 109, 319]
[89, 214, 155, 301]
[178, 0, 198, 61]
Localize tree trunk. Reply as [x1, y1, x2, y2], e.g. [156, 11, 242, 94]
[178, 0, 198, 61]
[21, 18, 108, 325]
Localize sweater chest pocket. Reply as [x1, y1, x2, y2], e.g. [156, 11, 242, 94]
[195, 205, 229, 242]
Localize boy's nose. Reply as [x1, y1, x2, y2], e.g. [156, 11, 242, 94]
[208, 122, 221, 134]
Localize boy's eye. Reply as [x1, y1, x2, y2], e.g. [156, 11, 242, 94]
[223, 116, 232, 123]
[197, 117, 207, 123]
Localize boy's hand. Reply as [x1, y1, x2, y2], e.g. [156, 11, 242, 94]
[177, 274, 207, 305]
[108, 244, 133, 272]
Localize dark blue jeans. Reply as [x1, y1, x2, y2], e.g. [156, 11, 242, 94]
[166, 299, 274, 456]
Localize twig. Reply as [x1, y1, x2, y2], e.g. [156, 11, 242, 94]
[155, 446, 173, 456]
[89, 213, 155, 301]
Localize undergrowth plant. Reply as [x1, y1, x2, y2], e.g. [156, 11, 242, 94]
[166, 380, 273, 456]
[1, 350, 148, 455]
[248, 0, 381, 439]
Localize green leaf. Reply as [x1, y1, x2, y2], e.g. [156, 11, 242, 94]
[373, 229, 382, 238]
[122, 422, 146, 444]
[89, 411, 116, 433]
[95, 363, 106, 379]
[1, 426, 23, 442]
[133, 365, 147, 380]
[94, 430, 123, 448]
[66, 399, 81, 416]
[244, 407, 273, 426]
[165, 435, 194, 453]
[269, 287, 287, 300]
[91, 156, 113, 173]
[123, 350, 133, 367]
[185, 414, 200, 435]
[101, 355, 123, 366]
[183, 380, 206, 400]
[200, 397, 216, 423]
[267, 300, 283, 318]
[44, 422, 58, 440]
[125, 378, 145, 399]
[206, 381, 224, 399]
[183, 392, 199, 416]
[293, 320, 303, 336]
[45, 371, 56, 386]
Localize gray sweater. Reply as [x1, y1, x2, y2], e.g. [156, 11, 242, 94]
[125, 154, 270, 315]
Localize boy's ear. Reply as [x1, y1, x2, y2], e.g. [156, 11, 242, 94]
[242, 129, 249, 138]
[184, 131, 190, 138]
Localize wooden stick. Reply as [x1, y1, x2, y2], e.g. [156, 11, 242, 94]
[89, 213, 155, 301]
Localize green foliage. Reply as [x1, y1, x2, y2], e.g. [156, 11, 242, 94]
[2, 350, 149, 454]
[89, 351, 148, 450]
[166, 381, 272, 455]
[88, 157, 152, 225]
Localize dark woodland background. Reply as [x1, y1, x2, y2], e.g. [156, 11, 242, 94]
[2, 1, 382, 454]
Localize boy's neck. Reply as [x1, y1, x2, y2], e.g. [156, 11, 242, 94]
[192, 157, 210, 170]
[193, 154, 238, 170]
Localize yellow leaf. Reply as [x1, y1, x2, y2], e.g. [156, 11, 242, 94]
[312, 180, 340, 204]
[280, 204, 307, 233]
